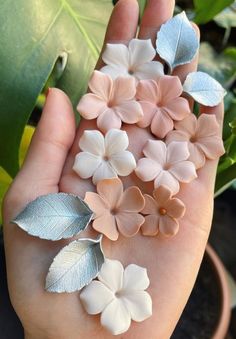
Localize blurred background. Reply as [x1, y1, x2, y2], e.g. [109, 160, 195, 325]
[0, 0, 235, 338]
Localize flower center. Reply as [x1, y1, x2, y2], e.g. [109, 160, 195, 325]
[103, 155, 109, 161]
[115, 289, 126, 298]
[159, 207, 167, 215]
[110, 208, 118, 216]
[190, 135, 196, 143]
[128, 68, 134, 75]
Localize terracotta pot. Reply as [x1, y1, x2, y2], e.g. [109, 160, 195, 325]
[206, 244, 231, 339]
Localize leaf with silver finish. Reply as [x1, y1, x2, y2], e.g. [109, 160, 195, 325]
[13, 193, 93, 240]
[46, 236, 104, 293]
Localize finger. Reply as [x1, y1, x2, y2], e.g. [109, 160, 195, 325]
[3, 88, 76, 220]
[96, 0, 139, 70]
[138, 0, 175, 43]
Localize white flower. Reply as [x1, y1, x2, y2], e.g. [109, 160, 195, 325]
[80, 259, 152, 335]
[100, 38, 164, 81]
[73, 129, 136, 185]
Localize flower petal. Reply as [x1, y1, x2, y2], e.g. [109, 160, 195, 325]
[115, 101, 143, 124]
[135, 158, 162, 182]
[153, 186, 172, 205]
[84, 192, 108, 217]
[98, 259, 124, 292]
[135, 61, 164, 81]
[151, 109, 174, 138]
[196, 137, 225, 160]
[137, 102, 156, 128]
[105, 129, 129, 155]
[158, 75, 183, 102]
[118, 186, 145, 212]
[77, 93, 107, 120]
[165, 198, 186, 219]
[100, 65, 129, 79]
[169, 161, 197, 183]
[165, 130, 190, 144]
[164, 97, 190, 121]
[122, 291, 152, 322]
[101, 299, 131, 335]
[143, 140, 167, 165]
[141, 215, 159, 236]
[88, 70, 112, 100]
[92, 161, 118, 185]
[109, 151, 136, 176]
[123, 264, 150, 290]
[196, 114, 220, 138]
[92, 213, 119, 241]
[129, 39, 155, 67]
[136, 80, 159, 103]
[97, 109, 122, 133]
[175, 113, 197, 136]
[79, 130, 105, 156]
[73, 152, 101, 179]
[154, 170, 180, 195]
[102, 43, 129, 68]
[188, 143, 206, 169]
[142, 195, 157, 215]
[116, 212, 144, 237]
[166, 141, 190, 164]
[159, 215, 179, 237]
[80, 281, 114, 315]
[96, 178, 123, 209]
[112, 76, 136, 103]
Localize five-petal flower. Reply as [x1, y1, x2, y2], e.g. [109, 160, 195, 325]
[80, 259, 152, 335]
[100, 38, 164, 81]
[141, 186, 186, 237]
[77, 71, 143, 133]
[135, 140, 197, 194]
[166, 113, 225, 169]
[85, 178, 145, 241]
[136, 76, 191, 138]
[73, 129, 136, 185]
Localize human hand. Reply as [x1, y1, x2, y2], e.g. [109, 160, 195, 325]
[3, 0, 224, 338]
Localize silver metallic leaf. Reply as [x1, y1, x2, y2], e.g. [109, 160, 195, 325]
[156, 11, 199, 72]
[183, 71, 226, 106]
[13, 193, 93, 240]
[45, 236, 104, 292]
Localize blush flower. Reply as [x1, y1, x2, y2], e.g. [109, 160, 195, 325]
[80, 259, 152, 335]
[77, 71, 143, 133]
[136, 76, 191, 138]
[100, 38, 164, 81]
[73, 129, 136, 185]
[141, 186, 186, 237]
[85, 178, 145, 241]
[135, 140, 197, 194]
[166, 113, 225, 169]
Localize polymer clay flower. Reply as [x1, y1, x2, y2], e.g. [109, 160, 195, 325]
[141, 186, 186, 237]
[85, 178, 145, 241]
[136, 76, 191, 138]
[100, 38, 164, 81]
[73, 129, 136, 185]
[80, 259, 152, 335]
[166, 113, 225, 169]
[77, 71, 143, 132]
[135, 140, 197, 194]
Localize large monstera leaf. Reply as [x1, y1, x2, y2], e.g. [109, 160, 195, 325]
[0, 0, 113, 177]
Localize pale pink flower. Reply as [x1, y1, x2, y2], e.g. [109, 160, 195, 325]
[166, 113, 225, 169]
[141, 186, 186, 237]
[77, 71, 143, 133]
[85, 178, 145, 241]
[136, 76, 191, 138]
[100, 38, 164, 81]
[135, 140, 197, 194]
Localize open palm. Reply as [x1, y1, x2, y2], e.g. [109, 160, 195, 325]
[3, 1, 224, 338]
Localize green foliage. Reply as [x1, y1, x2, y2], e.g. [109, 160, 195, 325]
[0, 0, 112, 177]
[193, 0, 235, 23]
[138, 0, 147, 20]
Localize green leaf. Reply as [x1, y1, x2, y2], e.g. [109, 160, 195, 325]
[193, 0, 234, 24]
[138, 0, 147, 20]
[0, 0, 112, 177]
[214, 1, 236, 28]
[215, 163, 236, 197]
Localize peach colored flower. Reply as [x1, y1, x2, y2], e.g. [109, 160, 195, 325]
[77, 71, 143, 133]
[84, 178, 145, 241]
[141, 186, 186, 237]
[136, 76, 191, 138]
[135, 140, 197, 195]
[166, 113, 225, 169]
